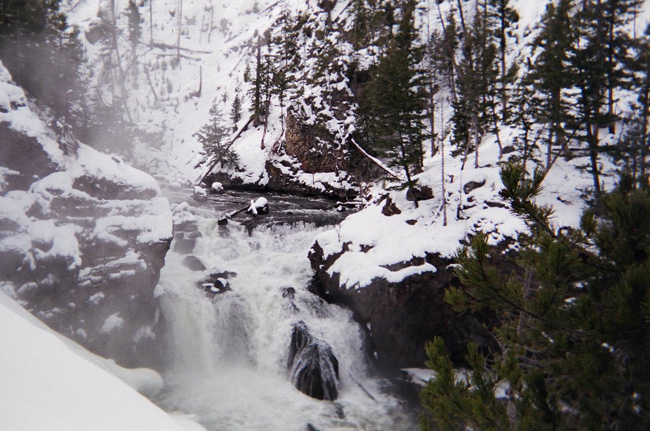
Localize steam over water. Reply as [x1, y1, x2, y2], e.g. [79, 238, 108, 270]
[154, 193, 417, 430]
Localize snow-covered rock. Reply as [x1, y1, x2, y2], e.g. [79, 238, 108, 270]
[0, 61, 173, 368]
[246, 197, 269, 215]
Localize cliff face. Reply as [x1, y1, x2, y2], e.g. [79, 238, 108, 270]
[0, 63, 173, 368]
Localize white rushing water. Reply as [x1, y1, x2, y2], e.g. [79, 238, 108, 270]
[155, 198, 417, 431]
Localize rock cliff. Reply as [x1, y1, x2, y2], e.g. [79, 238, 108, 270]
[0, 63, 173, 368]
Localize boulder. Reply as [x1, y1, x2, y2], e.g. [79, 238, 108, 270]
[182, 255, 206, 271]
[288, 321, 339, 400]
[282, 287, 296, 300]
[406, 185, 434, 202]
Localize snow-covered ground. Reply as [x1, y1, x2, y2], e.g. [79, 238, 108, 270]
[0, 289, 204, 431]
[312, 132, 612, 290]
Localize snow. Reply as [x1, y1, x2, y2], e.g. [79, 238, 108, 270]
[247, 196, 268, 214]
[0, 291, 204, 431]
[402, 368, 436, 386]
[101, 312, 125, 333]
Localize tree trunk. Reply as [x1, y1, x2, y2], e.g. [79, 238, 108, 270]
[456, 0, 468, 34]
[429, 83, 437, 157]
[441, 106, 447, 226]
[398, 135, 418, 209]
[500, 0, 508, 122]
[586, 122, 602, 197]
[176, 0, 183, 62]
[149, 0, 153, 45]
[640, 88, 649, 188]
[473, 115, 480, 168]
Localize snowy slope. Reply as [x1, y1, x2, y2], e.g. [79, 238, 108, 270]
[0, 290, 204, 431]
[63, 0, 650, 285]
[66, 0, 308, 182]
[313, 133, 602, 289]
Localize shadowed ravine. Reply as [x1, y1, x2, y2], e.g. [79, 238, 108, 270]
[153, 188, 417, 431]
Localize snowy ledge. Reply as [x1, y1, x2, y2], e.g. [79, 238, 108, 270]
[313, 134, 608, 290]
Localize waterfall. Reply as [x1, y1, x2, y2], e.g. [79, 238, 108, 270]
[155, 197, 417, 431]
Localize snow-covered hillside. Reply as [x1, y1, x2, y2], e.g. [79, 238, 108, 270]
[0, 58, 174, 368]
[67, 0, 352, 190]
[0, 290, 204, 431]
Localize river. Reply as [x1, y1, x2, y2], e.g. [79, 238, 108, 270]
[152, 188, 418, 430]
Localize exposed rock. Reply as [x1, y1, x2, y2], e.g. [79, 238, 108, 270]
[182, 255, 206, 271]
[288, 321, 339, 400]
[282, 287, 296, 299]
[317, 0, 337, 12]
[199, 278, 231, 297]
[72, 175, 158, 201]
[406, 185, 434, 202]
[381, 197, 401, 216]
[309, 242, 496, 371]
[204, 162, 357, 200]
[463, 179, 486, 195]
[0, 126, 58, 193]
[209, 270, 237, 280]
[285, 110, 342, 174]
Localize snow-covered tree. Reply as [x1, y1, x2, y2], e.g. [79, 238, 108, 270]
[195, 100, 238, 168]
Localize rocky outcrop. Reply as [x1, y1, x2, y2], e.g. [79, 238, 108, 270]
[308, 243, 496, 372]
[204, 159, 358, 200]
[0, 64, 173, 369]
[284, 110, 343, 174]
[288, 321, 340, 400]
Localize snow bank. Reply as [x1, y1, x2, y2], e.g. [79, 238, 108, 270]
[0, 291, 204, 431]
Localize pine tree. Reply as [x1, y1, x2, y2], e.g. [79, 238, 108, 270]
[358, 0, 427, 206]
[592, 0, 643, 131]
[528, 0, 574, 170]
[195, 100, 238, 168]
[627, 24, 650, 188]
[127, 0, 141, 64]
[230, 87, 242, 131]
[430, 7, 459, 104]
[420, 165, 650, 430]
[451, 0, 499, 168]
[487, 0, 519, 122]
[247, 40, 272, 128]
[507, 74, 541, 173]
